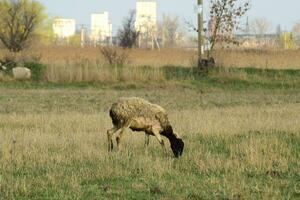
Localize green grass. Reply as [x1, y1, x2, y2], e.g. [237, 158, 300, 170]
[1, 66, 299, 91]
[0, 66, 299, 199]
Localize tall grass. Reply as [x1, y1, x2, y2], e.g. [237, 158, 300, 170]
[1, 46, 300, 70]
[45, 63, 165, 83]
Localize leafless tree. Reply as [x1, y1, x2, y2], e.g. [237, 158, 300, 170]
[251, 17, 272, 36]
[99, 46, 128, 66]
[117, 10, 140, 49]
[0, 0, 46, 52]
[292, 21, 300, 44]
[186, 0, 250, 58]
[208, 0, 250, 56]
[158, 14, 184, 48]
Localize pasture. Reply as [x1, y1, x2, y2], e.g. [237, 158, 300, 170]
[0, 66, 299, 199]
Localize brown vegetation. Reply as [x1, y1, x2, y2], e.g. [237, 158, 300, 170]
[1, 46, 299, 69]
[0, 46, 300, 83]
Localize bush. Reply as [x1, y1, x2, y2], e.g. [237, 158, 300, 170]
[0, 56, 17, 75]
[24, 61, 46, 81]
[99, 46, 128, 66]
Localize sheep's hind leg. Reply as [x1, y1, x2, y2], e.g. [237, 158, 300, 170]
[144, 133, 150, 154]
[144, 134, 150, 147]
[107, 127, 119, 151]
[116, 128, 126, 151]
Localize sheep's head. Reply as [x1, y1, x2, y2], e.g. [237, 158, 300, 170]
[161, 125, 184, 157]
[170, 136, 184, 158]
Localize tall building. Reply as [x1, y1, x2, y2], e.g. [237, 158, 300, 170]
[135, 0, 157, 48]
[53, 18, 76, 38]
[91, 12, 112, 45]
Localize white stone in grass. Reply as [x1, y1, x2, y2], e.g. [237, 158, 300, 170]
[12, 67, 31, 80]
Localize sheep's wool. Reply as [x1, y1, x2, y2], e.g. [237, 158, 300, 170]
[110, 97, 170, 129]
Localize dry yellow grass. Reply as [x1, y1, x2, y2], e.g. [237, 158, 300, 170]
[1, 46, 300, 69]
[213, 49, 300, 69]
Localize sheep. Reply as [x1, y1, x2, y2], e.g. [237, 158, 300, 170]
[107, 97, 184, 157]
[12, 67, 31, 80]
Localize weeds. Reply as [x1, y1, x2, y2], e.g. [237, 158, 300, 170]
[99, 46, 129, 66]
[24, 61, 46, 81]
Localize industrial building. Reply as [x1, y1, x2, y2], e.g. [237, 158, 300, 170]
[53, 18, 76, 39]
[91, 11, 112, 45]
[135, 0, 157, 48]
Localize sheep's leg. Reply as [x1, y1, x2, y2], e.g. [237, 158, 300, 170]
[107, 127, 119, 151]
[144, 133, 150, 154]
[116, 128, 126, 151]
[151, 128, 167, 156]
[144, 134, 150, 147]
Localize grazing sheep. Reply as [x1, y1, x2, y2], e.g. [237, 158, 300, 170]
[12, 67, 31, 80]
[107, 97, 184, 157]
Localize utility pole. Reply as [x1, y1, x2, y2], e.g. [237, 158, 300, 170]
[198, 0, 204, 66]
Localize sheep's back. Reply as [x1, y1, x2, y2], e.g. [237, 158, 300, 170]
[109, 97, 170, 128]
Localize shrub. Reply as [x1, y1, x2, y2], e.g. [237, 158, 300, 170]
[24, 61, 46, 81]
[0, 56, 17, 75]
[99, 46, 128, 67]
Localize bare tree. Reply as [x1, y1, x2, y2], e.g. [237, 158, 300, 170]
[117, 10, 140, 49]
[0, 0, 46, 52]
[208, 0, 250, 56]
[186, 0, 250, 57]
[158, 14, 184, 48]
[292, 21, 300, 45]
[99, 46, 128, 66]
[251, 17, 272, 36]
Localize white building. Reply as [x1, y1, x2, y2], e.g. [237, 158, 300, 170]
[135, 0, 157, 48]
[91, 12, 112, 44]
[53, 18, 76, 38]
[136, 0, 157, 33]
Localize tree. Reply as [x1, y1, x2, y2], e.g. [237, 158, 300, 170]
[117, 10, 140, 49]
[251, 17, 272, 36]
[276, 24, 282, 36]
[292, 21, 300, 45]
[207, 0, 250, 57]
[280, 32, 295, 49]
[0, 0, 46, 52]
[158, 14, 184, 48]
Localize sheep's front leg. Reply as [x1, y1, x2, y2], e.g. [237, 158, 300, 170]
[151, 128, 167, 156]
[107, 127, 119, 151]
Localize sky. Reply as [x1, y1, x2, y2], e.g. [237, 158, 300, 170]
[37, 0, 299, 34]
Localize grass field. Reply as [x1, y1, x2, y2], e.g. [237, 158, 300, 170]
[0, 67, 299, 199]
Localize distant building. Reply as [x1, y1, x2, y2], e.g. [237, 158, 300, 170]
[91, 12, 112, 45]
[135, 0, 157, 48]
[236, 34, 278, 48]
[53, 18, 76, 39]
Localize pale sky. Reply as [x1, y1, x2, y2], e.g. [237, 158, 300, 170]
[37, 0, 299, 34]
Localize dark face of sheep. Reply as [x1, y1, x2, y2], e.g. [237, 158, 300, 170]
[161, 126, 184, 157]
[170, 137, 184, 157]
